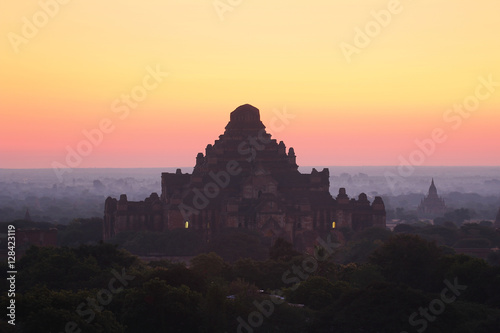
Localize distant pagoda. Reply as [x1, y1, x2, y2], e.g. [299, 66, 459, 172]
[24, 208, 32, 221]
[495, 207, 500, 228]
[417, 179, 447, 218]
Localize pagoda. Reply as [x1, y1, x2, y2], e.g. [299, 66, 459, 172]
[417, 179, 447, 218]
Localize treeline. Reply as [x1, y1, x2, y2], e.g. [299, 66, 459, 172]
[12, 216, 496, 262]
[1, 229, 500, 332]
[0, 218, 103, 249]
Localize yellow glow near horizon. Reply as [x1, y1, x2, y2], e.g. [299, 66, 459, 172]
[1, 0, 499, 168]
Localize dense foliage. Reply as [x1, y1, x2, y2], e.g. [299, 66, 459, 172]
[2, 224, 500, 332]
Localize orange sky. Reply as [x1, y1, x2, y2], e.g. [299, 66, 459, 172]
[1, 0, 499, 169]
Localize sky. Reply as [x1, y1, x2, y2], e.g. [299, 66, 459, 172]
[1, 0, 500, 169]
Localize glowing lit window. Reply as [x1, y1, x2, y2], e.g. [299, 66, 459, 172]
[185, 221, 189, 229]
[332, 222, 336, 229]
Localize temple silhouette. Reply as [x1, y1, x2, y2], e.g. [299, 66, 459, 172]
[417, 178, 447, 217]
[103, 104, 386, 251]
[495, 207, 500, 228]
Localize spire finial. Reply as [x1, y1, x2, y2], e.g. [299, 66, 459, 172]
[24, 208, 32, 221]
[429, 178, 437, 195]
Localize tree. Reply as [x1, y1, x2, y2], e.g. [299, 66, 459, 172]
[440, 254, 500, 306]
[16, 243, 141, 292]
[337, 239, 382, 264]
[487, 251, 500, 266]
[120, 279, 202, 332]
[202, 228, 270, 262]
[269, 237, 300, 261]
[460, 223, 500, 244]
[369, 234, 443, 291]
[149, 262, 206, 293]
[112, 229, 205, 256]
[417, 224, 460, 247]
[444, 208, 472, 226]
[454, 238, 492, 248]
[393, 223, 416, 233]
[479, 220, 493, 227]
[314, 283, 430, 332]
[312, 282, 500, 333]
[203, 282, 228, 331]
[339, 263, 385, 289]
[352, 226, 392, 243]
[287, 276, 349, 310]
[59, 217, 103, 246]
[190, 252, 226, 279]
[231, 258, 264, 286]
[4, 286, 124, 333]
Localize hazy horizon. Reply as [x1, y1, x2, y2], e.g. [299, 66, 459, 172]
[2, 166, 499, 197]
[2, 165, 500, 170]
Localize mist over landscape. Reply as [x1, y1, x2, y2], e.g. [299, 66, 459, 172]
[1, 166, 499, 224]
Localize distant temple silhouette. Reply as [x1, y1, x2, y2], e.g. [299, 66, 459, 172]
[495, 207, 500, 228]
[24, 209, 32, 221]
[417, 179, 447, 217]
[103, 104, 386, 251]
